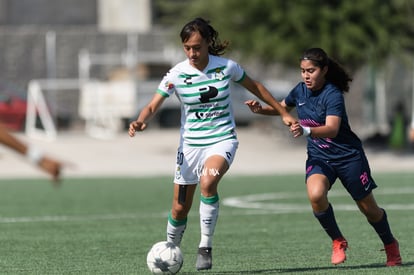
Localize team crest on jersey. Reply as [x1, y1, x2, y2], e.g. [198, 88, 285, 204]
[214, 68, 225, 80]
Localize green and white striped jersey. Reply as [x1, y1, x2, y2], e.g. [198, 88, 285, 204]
[156, 55, 246, 147]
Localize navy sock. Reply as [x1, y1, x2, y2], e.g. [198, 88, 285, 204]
[314, 203, 343, 240]
[369, 209, 394, 245]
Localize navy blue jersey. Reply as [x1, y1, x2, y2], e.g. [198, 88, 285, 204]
[285, 82, 362, 161]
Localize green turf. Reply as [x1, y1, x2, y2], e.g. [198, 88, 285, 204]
[0, 173, 412, 274]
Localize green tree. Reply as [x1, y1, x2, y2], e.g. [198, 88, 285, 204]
[154, 0, 414, 72]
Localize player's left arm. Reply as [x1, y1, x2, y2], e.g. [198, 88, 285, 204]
[239, 75, 296, 126]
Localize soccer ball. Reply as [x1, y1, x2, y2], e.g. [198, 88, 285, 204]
[146, 241, 183, 274]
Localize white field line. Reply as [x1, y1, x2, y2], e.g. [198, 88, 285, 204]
[0, 212, 168, 224]
[1, 188, 412, 223]
[222, 187, 414, 213]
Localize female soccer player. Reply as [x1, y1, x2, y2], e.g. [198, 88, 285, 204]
[245, 48, 402, 266]
[129, 17, 296, 271]
[0, 123, 62, 182]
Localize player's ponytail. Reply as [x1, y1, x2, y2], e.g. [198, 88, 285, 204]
[326, 58, 352, 92]
[180, 17, 229, 56]
[301, 48, 352, 93]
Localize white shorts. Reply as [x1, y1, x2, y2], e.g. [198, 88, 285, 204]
[174, 139, 239, 185]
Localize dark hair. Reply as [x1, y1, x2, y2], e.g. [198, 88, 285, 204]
[301, 48, 352, 93]
[180, 17, 229, 56]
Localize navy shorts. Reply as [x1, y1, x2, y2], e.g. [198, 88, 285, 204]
[305, 151, 377, 201]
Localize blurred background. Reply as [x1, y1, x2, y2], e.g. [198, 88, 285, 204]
[0, 3, 412, 273]
[0, 0, 413, 151]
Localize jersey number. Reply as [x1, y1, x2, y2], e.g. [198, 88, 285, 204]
[176, 151, 184, 165]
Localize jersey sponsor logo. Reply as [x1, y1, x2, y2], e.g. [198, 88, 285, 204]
[298, 102, 306, 106]
[195, 110, 225, 120]
[199, 86, 218, 103]
[199, 102, 219, 108]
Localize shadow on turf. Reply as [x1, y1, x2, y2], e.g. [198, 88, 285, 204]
[182, 261, 413, 274]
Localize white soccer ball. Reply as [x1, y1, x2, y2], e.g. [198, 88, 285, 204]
[146, 241, 183, 274]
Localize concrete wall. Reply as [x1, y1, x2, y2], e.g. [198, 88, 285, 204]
[98, 0, 152, 33]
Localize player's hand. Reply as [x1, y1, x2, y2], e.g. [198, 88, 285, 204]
[290, 123, 305, 138]
[38, 157, 62, 186]
[282, 113, 297, 127]
[290, 123, 300, 137]
[129, 121, 147, 137]
[244, 100, 263, 113]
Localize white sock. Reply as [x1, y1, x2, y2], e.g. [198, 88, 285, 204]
[166, 213, 187, 247]
[199, 195, 219, 248]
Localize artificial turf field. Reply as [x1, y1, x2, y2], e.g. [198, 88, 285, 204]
[0, 173, 412, 274]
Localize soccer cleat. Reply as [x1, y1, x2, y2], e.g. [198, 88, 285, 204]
[196, 247, 212, 271]
[384, 239, 402, 266]
[331, 237, 348, 265]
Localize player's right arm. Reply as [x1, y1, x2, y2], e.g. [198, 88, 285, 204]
[129, 93, 166, 137]
[0, 123, 62, 183]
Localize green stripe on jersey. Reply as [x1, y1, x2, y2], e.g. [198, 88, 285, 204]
[188, 120, 232, 131]
[185, 94, 229, 106]
[235, 71, 246, 83]
[178, 73, 199, 78]
[175, 75, 231, 89]
[180, 84, 230, 98]
[188, 104, 229, 113]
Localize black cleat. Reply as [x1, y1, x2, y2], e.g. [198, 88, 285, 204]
[196, 247, 212, 271]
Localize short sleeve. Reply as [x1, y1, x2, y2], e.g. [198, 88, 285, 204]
[325, 89, 345, 117]
[228, 59, 245, 83]
[156, 69, 178, 97]
[284, 83, 302, 107]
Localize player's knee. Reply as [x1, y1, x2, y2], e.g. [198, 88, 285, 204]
[171, 206, 189, 220]
[308, 189, 327, 205]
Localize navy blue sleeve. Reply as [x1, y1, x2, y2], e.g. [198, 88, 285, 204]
[284, 83, 302, 107]
[325, 88, 345, 117]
